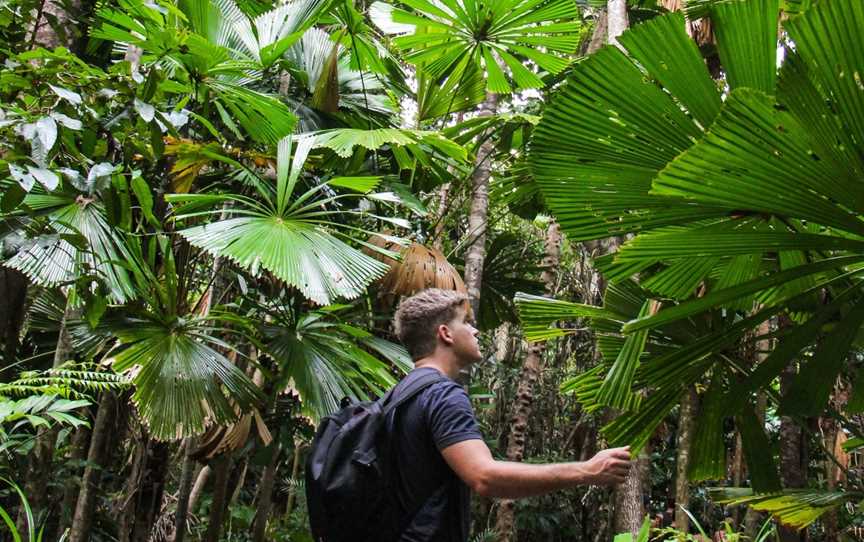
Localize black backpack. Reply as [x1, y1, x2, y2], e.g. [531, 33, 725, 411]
[305, 370, 446, 542]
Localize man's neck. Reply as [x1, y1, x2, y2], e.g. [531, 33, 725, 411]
[413, 354, 461, 381]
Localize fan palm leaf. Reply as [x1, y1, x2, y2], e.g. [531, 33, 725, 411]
[111, 318, 263, 439]
[526, 0, 864, 440]
[167, 133, 425, 305]
[5, 194, 135, 303]
[262, 307, 410, 420]
[102, 236, 263, 440]
[369, 0, 583, 94]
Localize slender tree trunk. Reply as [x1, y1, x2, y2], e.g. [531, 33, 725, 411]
[740, 319, 772, 538]
[55, 418, 91, 539]
[188, 465, 211, 518]
[673, 388, 697, 533]
[730, 431, 745, 528]
[28, 0, 78, 49]
[251, 442, 281, 542]
[173, 438, 197, 542]
[19, 299, 77, 531]
[614, 445, 649, 536]
[607, 0, 629, 48]
[432, 182, 451, 252]
[493, 222, 561, 542]
[822, 383, 847, 539]
[133, 440, 170, 542]
[463, 91, 499, 319]
[778, 367, 808, 542]
[68, 392, 116, 542]
[119, 430, 171, 542]
[0, 268, 27, 371]
[204, 455, 233, 542]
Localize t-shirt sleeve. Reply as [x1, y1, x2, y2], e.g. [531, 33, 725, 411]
[424, 382, 483, 450]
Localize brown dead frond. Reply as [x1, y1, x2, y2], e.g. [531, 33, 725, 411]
[365, 236, 466, 298]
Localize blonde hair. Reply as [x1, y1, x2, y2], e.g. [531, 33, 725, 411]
[394, 289, 469, 360]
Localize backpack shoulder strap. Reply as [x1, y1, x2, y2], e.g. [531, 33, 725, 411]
[382, 371, 447, 416]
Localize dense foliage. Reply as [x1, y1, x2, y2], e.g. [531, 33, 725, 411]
[0, 0, 862, 540]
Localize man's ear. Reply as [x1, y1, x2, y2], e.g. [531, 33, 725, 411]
[437, 323, 454, 346]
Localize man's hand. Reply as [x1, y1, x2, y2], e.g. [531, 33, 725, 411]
[581, 446, 632, 485]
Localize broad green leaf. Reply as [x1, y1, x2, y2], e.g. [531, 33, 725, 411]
[652, 89, 864, 232]
[736, 402, 782, 493]
[712, 0, 779, 93]
[710, 488, 856, 529]
[623, 256, 864, 334]
[112, 320, 263, 439]
[179, 217, 389, 305]
[530, 45, 725, 241]
[618, 12, 721, 128]
[514, 292, 614, 342]
[596, 300, 654, 410]
[780, 298, 864, 417]
[688, 374, 726, 481]
[784, 0, 864, 171]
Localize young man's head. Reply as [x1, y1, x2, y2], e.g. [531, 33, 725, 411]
[394, 289, 481, 365]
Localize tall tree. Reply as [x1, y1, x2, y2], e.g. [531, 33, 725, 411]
[673, 388, 697, 532]
[493, 221, 561, 541]
[68, 392, 117, 542]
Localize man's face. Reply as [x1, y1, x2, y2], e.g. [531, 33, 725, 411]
[445, 304, 482, 364]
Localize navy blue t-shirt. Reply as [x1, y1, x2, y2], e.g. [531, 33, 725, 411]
[389, 368, 483, 542]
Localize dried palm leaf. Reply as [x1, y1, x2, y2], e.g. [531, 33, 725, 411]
[367, 238, 466, 297]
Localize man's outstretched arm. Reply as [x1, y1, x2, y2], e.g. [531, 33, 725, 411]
[441, 439, 631, 499]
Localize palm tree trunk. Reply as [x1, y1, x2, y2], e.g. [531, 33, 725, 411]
[673, 388, 697, 532]
[463, 91, 499, 319]
[778, 366, 808, 542]
[173, 438, 197, 542]
[204, 455, 233, 542]
[614, 445, 649, 536]
[251, 429, 282, 542]
[493, 222, 561, 542]
[68, 392, 116, 542]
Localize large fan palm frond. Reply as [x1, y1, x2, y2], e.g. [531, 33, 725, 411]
[5, 196, 135, 302]
[111, 318, 263, 439]
[262, 308, 410, 420]
[524, 0, 864, 499]
[370, 0, 583, 94]
[167, 133, 428, 305]
[104, 238, 263, 440]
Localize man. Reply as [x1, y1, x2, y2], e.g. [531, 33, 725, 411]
[390, 288, 632, 541]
